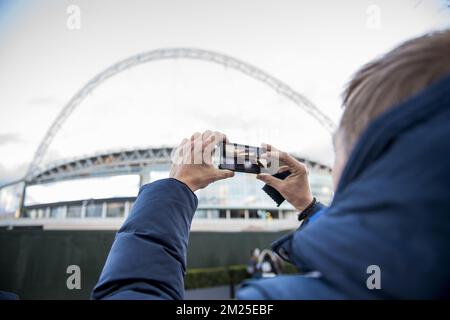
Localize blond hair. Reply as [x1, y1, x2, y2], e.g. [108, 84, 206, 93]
[340, 29, 450, 154]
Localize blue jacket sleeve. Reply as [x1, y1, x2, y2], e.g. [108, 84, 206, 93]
[237, 205, 331, 300]
[91, 178, 198, 300]
[270, 203, 327, 270]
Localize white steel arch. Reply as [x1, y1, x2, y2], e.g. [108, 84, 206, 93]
[26, 48, 336, 180]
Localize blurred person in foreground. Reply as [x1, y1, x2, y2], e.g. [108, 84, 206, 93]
[92, 30, 450, 299]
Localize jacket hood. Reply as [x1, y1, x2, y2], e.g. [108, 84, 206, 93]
[290, 72, 450, 298]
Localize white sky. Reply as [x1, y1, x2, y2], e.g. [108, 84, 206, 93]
[0, 0, 449, 185]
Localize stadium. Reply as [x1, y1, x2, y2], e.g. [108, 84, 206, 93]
[0, 48, 334, 229]
[0, 48, 334, 299]
[2, 146, 332, 230]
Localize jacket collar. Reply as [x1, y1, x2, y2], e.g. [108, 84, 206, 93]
[336, 72, 450, 194]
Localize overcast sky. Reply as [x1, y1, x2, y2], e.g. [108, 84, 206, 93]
[0, 0, 449, 184]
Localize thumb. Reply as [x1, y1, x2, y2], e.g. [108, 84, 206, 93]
[217, 169, 235, 180]
[256, 173, 283, 190]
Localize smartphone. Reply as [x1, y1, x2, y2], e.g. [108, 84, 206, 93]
[217, 141, 267, 174]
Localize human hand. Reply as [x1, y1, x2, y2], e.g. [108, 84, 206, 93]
[256, 144, 313, 211]
[170, 130, 234, 192]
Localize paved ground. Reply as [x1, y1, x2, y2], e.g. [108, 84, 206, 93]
[185, 285, 231, 300]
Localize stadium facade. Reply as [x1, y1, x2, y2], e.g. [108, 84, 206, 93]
[0, 147, 333, 232]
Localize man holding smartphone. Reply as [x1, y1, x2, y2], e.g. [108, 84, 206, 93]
[92, 30, 450, 299]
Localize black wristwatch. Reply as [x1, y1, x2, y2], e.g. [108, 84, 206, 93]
[297, 197, 321, 222]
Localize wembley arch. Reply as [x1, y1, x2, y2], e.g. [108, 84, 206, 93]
[25, 48, 337, 181]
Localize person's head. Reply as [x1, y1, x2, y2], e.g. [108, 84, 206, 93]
[332, 29, 450, 189]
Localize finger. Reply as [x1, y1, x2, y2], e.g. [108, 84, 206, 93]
[256, 173, 283, 190]
[179, 137, 189, 145]
[191, 132, 202, 151]
[279, 151, 297, 167]
[279, 152, 307, 173]
[259, 148, 278, 168]
[202, 130, 213, 143]
[261, 143, 278, 153]
[277, 165, 290, 173]
[190, 132, 204, 164]
[213, 131, 227, 144]
[176, 137, 189, 154]
[182, 139, 194, 164]
[178, 137, 189, 154]
[191, 132, 201, 141]
[191, 131, 202, 140]
[215, 169, 235, 181]
[214, 131, 229, 143]
[203, 136, 217, 164]
[264, 150, 305, 172]
[203, 132, 223, 164]
[204, 131, 226, 150]
[171, 138, 188, 164]
[202, 130, 215, 149]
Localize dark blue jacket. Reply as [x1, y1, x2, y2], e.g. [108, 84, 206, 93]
[92, 73, 450, 299]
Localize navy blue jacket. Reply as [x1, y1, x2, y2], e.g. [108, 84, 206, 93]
[92, 73, 450, 299]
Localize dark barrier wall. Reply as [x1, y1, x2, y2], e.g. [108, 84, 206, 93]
[0, 228, 290, 299]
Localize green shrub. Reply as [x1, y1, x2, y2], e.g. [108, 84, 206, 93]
[281, 263, 299, 274]
[185, 265, 249, 290]
[228, 264, 249, 285]
[185, 266, 232, 290]
[185, 263, 299, 290]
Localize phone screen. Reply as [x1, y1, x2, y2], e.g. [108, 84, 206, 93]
[218, 142, 265, 174]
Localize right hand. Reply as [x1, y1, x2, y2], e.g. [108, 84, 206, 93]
[256, 144, 314, 212]
[170, 130, 234, 192]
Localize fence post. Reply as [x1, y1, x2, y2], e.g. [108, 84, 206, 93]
[229, 268, 235, 299]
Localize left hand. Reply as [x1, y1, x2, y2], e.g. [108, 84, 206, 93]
[170, 130, 235, 192]
[256, 144, 313, 211]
